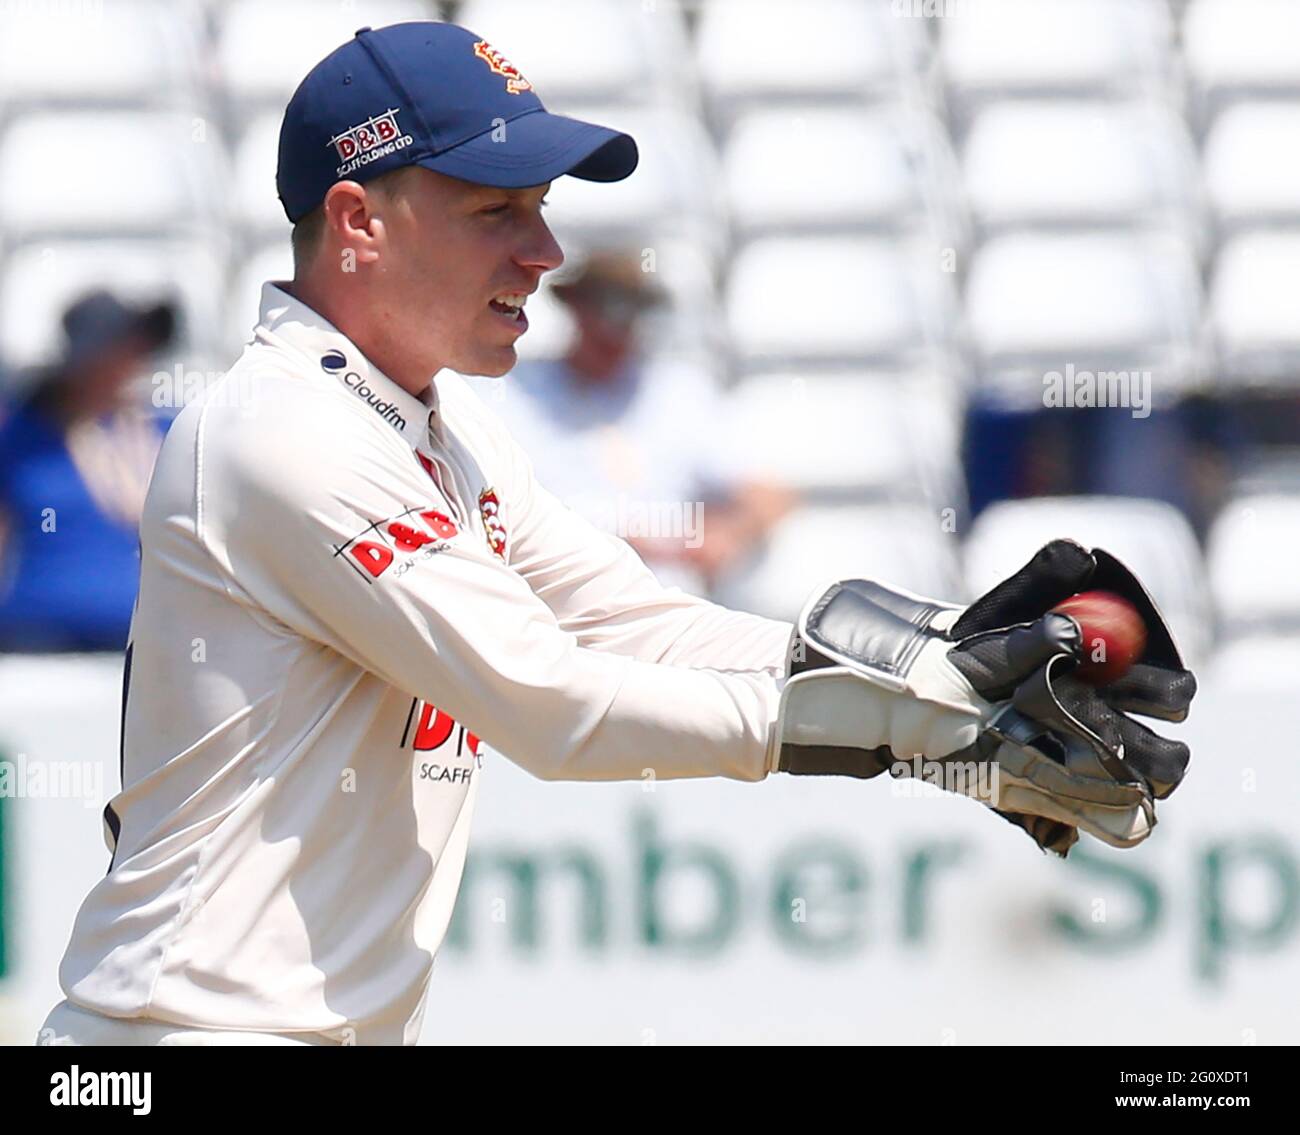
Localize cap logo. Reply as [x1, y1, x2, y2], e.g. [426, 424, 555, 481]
[472, 40, 532, 95]
[327, 108, 414, 177]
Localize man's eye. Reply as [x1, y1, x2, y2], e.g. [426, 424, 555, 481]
[481, 198, 547, 215]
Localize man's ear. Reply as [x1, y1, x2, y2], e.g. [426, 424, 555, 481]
[322, 180, 381, 266]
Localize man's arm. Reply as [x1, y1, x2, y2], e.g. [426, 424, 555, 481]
[207, 408, 779, 783]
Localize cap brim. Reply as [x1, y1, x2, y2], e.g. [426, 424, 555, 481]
[416, 109, 638, 189]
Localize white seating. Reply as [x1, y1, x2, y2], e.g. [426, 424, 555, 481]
[233, 111, 292, 236]
[0, 111, 225, 237]
[0, 240, 227, 367]
[964, 496, 1212, 665]
[225, 242, 295, 351]
[696, 0, 931, 113]
[1184, 0, 1300, 104]
[630, 235, 720, 354]
[725, 236, 958, 370]
[721, 371, 962, 502]
[961, 101, 1204, 243]
[723, 105, 963, 242]
[940, 0, 1177, 106]
[215, 0, 432, 104]
[964, 232, 1204, 405]
[0, 0, 206, 110]
[712, 502, 963, 622]
[457, 0, 693, 106]
[1204, 103, 1300, 229]
[1206, 494, 1300, 634]
[1204, 634, 1300, 692]
[1209, 231, 1300, 387]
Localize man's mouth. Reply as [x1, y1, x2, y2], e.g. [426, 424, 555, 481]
[488, 292, 529, 325]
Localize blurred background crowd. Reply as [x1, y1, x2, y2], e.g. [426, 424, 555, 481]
[1, 0, 1299, 676]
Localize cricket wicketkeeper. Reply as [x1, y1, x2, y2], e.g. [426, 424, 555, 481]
[39, 22, 1194, 1047]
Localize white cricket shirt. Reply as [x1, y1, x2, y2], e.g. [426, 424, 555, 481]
[56, 283, 791, 1045]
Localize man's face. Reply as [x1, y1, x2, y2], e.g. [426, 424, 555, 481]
[372, 169, 563, 377]
[567, 295, 641, 381]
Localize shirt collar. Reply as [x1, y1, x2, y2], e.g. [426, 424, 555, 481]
[254, 281, 441, 451]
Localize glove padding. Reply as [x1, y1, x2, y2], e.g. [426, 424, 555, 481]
[775, 539, 1196, 856]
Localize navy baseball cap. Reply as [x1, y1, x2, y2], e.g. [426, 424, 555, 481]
[276, 21, 638, 223]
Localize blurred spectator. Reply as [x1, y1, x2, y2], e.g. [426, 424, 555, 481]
[479, 249, 794, 592]
[0, 290, 175, 652]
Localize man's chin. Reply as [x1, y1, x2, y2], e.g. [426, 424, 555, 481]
[452, 345, 517, 378]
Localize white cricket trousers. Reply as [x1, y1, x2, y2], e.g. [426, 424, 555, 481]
[37, 999, 341, 1046]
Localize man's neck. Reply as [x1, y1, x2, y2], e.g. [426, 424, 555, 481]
[284, 277, 436, 400]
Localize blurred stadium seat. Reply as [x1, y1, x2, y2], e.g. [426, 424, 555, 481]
[964, 232, 1204, 406]
[964, 496, 1212, 664]
[722, 104, 966, 247]
[232, 110, 293, 239]
[939, 0, 1178, 120]
[725, 235, 960, 372]
[1209, 231, 1300, 388]
[0, 0, 207, 113]
[712, 502, 962, 622]
[1184, 0, 1300, 113]
[225, 242, 294, 350]
[215, 0, 434, 106]
[696, 0, 932, 117]
[1203, 102, 1300, 229]
[1206, 493, 1300, 635]
[961, 101, 1206, 250]
[615, 234, 722, 355]
[721, 371, 963, 504]
[1203, 633, 1300, 692]
[458, 0, 695, 107]
[0, 110, 226, 238]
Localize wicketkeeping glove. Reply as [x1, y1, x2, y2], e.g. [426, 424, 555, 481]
[772, 539, 1196, 856]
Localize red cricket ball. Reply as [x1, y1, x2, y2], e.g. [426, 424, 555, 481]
[1050, 590, 1148, 686]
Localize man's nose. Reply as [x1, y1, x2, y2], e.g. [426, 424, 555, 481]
[517, 218, 564, 276]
